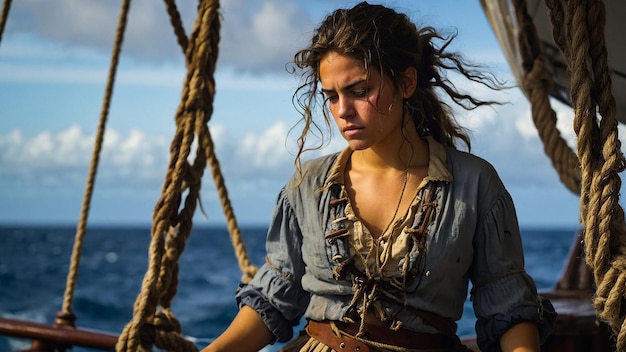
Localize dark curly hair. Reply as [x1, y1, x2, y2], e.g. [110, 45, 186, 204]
[289, 1, 503, 174]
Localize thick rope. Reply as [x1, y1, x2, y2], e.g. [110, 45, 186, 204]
[568, 1, 626, 348]
[516, 0, 626, 348]
[58, 0, 131, 325]
[162, 0, 189, 58]
[116, 1, 220, 351]
[203, 130, 259, 282]
[0, 0, 11, 46]
[162, 0, 258, 284]
[513, 0, 581, 195]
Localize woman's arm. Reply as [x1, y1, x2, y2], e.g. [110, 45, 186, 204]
[499, 321, 540, 352]
[201, 305, 274, 352]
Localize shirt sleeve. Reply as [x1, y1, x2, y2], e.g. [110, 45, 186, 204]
[470, 190, 556, 352]
[236, 187, 310, 343]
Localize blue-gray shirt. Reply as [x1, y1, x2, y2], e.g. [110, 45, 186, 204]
[237, 138, 555, 351]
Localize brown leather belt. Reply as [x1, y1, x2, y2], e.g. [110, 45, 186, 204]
[306, 320, 457, 351]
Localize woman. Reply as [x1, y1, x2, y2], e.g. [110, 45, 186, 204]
[203, 2, 555, 351]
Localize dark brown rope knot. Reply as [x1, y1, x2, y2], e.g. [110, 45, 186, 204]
[330, 197, 349, 206]
[325, 228, 349, 243]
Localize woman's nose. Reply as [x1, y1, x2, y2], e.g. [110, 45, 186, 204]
[336, 96, 354, 120]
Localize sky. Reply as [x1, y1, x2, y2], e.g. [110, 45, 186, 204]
[0, 0, 602, 229]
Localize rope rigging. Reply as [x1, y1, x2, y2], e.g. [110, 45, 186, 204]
[511, 0, 582, 195]
[508, 0, 626, 349]
[0, 0, 256, 350]
[57, 0, 132, 333]
[117, 0, 257, 350]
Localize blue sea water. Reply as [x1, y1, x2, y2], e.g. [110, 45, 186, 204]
[0, 225, 576, 351]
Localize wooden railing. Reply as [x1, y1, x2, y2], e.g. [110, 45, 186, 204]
[0, 317, 117, 351]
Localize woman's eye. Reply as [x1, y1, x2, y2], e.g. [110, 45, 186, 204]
[326, 95, 338, 103]
[353, 89, 368, 97]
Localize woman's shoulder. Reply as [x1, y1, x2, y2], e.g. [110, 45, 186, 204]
[445, 148, 513, 214]
[301, 152, 340, 172]
[444, 147, 506, 192]
[286, 152, 340, 190]
[446, 147, 499, 176]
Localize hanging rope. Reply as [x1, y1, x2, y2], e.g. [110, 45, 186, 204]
[0, 0, 12, 46]
[0, 0, 252, 349]
[204, 129, 260, 283]
[163, 0, 189, 58]
[116, 0, 224, 350]
[554, 1, 626, 348]
[514, 0, 626, 349]
[55, 0, 132, 330]
[512, 0, 581, 194]
[162, 0, 258, 284]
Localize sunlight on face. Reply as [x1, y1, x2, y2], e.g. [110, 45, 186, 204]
[319, 51, 405, 151]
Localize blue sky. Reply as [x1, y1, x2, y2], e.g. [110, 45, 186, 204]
[0, 0, 590, 228]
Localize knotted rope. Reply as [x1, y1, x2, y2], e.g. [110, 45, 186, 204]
[2, 0, 256, 349]
[116, 0, 221, 351]
[163, 0, 258, 284]
[515, 0, 626, 348]
[554, 1, 626, 349]
[117, 0, 259, 349]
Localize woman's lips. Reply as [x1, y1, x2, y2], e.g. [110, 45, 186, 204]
[343, 125, 362, 136]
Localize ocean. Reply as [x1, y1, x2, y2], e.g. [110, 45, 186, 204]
[0, 225, 576, 351]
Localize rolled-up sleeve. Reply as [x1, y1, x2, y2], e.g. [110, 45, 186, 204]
[471, 191, 556, 352]
[236, 187, 310, 342]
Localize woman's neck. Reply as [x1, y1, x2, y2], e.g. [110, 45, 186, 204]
[351, 131, 429, 173]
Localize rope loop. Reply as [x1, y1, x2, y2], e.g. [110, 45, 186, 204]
[514, 0, 582, 195]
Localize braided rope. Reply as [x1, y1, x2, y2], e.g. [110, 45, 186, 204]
[59, 0, 131, 323]
[161, 0, 258, 284]
[0, 0, 11, 46]
[516, 0, 626, 348]
[0, 0, 255, 348]
[116, 1, 220, 351]
[571, 1, 626, 348]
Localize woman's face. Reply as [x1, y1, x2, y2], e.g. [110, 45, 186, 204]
[319, 51, 407, 151]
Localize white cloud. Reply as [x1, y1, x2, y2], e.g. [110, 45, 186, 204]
[10, 0, 120, 47]
[0, 127, 166, 192]
[6, 0, 190, 62]
[3, 0, 313, 74]
[0, 122, 297, 194]
[219, 0, 313, 72]
[240, 122, 291, 168]
[212, 121, 295, 181]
